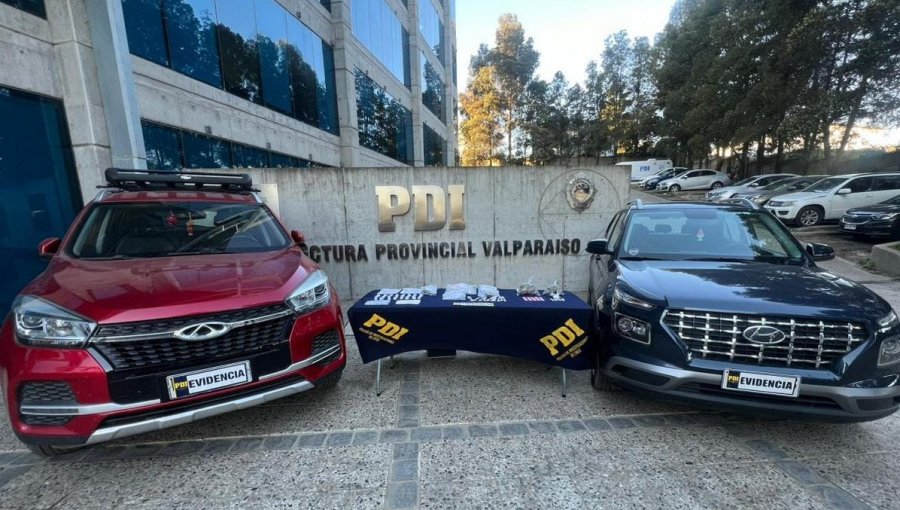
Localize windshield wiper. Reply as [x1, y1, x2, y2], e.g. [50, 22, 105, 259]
[86, 254, 133, 260]
[619, 255, 667, 261]
[684, 257, 753, 263]
[163, 247, 231, 256]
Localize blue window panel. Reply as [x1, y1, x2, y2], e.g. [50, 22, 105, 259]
[182, 131, 231, 168]
[419, 0, 443, 64]
[351, 0, 409, 86]
[319, 42, 339, 135]
[319, 0, 331, 11]
[164, 0, 222, 87]
[232, 143, 269, 168]
[122, 0, 168, 66]
[355, 71, 413, 164]
[423, 123, 444, 166]
[268, 152, 298, 168]
[1, 0, 45, 18]
[256, 0, 292, 114]
[0, 86, 80, 314]
[420, 52, 444, 122]
[141, 121, 182, 170]
[216, 0, 262, 103]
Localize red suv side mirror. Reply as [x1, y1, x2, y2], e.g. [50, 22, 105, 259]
[290, 230, 305, 246]
[38, 237, 61, 260]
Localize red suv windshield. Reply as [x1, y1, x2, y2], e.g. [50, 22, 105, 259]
[69, 202, 290, 259]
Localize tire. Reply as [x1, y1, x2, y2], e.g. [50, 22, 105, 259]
[669, 184, 681, 192]
[590, 351, 614, 391]
[796, 206, 823, 227]
[314, 368, 343, 390]
[710, 181, 724, 189]
[27, 444, 82, 458]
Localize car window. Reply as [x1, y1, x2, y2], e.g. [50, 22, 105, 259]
[883, 194, 900, 205]
[698, 170, 715, 176]
[620, 209, 804, 263]
[69, 202, 290, 259]
[847, 177, 873, 193]
[607, 211, 627, 251]
[874, 175, 900, 191]
[804, 176, 848, 193]
[734, 177, 756, 186]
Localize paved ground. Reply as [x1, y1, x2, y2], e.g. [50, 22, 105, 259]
[0, 190, 898, 509]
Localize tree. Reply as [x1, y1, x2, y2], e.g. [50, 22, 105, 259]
[459, 66, 502, 166]
[469, 14, 540, 163]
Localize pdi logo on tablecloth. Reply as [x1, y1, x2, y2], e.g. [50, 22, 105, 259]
[539, 319, 588, 360]
[360, 313, 410, 344]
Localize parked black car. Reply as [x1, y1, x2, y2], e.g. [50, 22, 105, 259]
[839, 194, 900, 239]
[587, 200, 900, 421]
[640, 167, 688, 190]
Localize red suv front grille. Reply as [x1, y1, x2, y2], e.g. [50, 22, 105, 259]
[93, 316, 292, 371]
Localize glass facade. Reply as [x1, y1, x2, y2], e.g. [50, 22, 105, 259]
[355, 71, 413, 165]
[351, 0, 410, 87]
[121, 0, 339, 135]
[142, 120, 318, 170]
[420, 52, 444, 122]
[0, 0, 45, 18]
[423, 123, 445, 166]
[0, 87, 81, 315]
[419, 0, 443, 64]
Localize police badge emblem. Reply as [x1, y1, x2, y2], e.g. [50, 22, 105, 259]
[566, 177, 595, 212]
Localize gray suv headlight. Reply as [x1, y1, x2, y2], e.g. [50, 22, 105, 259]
[13, 296, 96, 348]
[286, 270, 331, 314]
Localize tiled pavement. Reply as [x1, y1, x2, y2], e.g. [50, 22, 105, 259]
[1, 344, 899, 509]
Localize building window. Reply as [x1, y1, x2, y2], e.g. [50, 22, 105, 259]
[165, 0, 222, 87]
[121, 1, 339, 135]
[319, 0, 331, 11]
[355, 72, 413, 165]
[420, 52, 444, 122]
[0, 0, 45, 18]
[350, 0, 411, 87]
[141, 120, 321, 170]
[418, 0, 443, 64]
[122, 0, 169, 66]
[423, 123, 444, 166]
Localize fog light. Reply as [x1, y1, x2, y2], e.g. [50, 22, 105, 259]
[614, 313, 651, 345]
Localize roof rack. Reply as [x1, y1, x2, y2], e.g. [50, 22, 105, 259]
[102, 168, 256, 194]
[627, 199, 644, 209]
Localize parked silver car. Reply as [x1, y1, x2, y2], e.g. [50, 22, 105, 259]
[706, 173, 796, 201]
[733, 175, 828, 206]
[657, 169, 732, 192]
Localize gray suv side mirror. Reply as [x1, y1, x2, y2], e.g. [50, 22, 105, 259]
[806, 243, 835, 261]
[586, 239, 608, 255]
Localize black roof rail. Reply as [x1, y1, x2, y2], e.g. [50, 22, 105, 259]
[627, 199, 644, 209]
[102, 168, 256, 193]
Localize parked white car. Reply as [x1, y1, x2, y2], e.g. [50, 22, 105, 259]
[765, 172, 900, 226]
[656, 169, 732, 192]
[706, 173, 796, 201]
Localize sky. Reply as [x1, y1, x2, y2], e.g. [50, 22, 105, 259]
[454, 0, 676, 88]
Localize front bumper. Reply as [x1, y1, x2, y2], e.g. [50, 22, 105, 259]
[604, 356, 900, 422]
[839, 218, 898, 237]
[764, 204, 800, 221]
[1, 300, 346, 447]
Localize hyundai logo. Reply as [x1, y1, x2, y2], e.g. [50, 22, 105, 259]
[174, 322, 230, 341]
[742, 325, 786, 345]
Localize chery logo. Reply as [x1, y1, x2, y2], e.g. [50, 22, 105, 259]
[174, 322, 231, 341]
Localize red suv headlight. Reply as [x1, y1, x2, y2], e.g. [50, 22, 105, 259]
[12, 296, 97, 348]
[285, 270, 331, 314]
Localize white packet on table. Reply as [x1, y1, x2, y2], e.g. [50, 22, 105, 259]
[446, 283, 476, 295]
[421, 285, 438, 296]
[477, 285, 499, 299]
[442, 289, 468, 300]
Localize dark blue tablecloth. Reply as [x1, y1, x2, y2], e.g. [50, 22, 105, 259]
[347, 289, 595, 370]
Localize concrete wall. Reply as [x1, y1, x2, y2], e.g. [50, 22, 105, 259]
[228, 165, 630, 300]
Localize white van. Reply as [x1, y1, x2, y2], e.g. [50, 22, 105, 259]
[616, 159, 673, 182]
[765, 172, 900, 226]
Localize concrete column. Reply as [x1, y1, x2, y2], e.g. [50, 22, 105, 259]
[407, 0, 425, 167]
[330, 0, 360, 167]
[84, 0, 146, 170]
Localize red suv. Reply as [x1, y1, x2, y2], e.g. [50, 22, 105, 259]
[0, 169, 346, 456]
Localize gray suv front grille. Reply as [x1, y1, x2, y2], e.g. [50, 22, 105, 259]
[663, 310, 867, 368]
